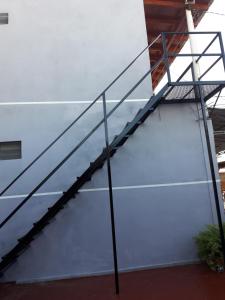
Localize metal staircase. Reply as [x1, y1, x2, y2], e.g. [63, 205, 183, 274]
[0, 86, 167, 272]
[0, 31, 225, 278]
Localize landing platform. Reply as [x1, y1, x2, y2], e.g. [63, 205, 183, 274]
[1, 264, 225, 300]
[162, 81, 225, 103]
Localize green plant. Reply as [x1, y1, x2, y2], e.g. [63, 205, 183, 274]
[195, 223, 225, 272]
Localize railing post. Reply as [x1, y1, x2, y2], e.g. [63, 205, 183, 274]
[191, 63, 200, 99]
[161, 32, 171, 83]
[102, 92, 120, 294]
[218, 32, 225, 74]
[185, 10, 200, 81]
[198, 85, 225, 269]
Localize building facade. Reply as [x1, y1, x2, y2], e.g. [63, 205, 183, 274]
[0, 0, 223, 283]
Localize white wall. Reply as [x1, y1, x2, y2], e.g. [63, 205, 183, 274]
[0, 0, 151, 101]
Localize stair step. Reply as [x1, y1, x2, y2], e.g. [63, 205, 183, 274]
[17, 238, 24, 243]
[17, 237, 30, 244]
[128, 124, 137, 131]
[57, 205, 64, 210]
[97, 163, 104, 169]
[1, 253, 18, 260]
[116, 136, 128, 146]
[2, 253, 18, 260]
[135, 109, 142, 117]
[33, 221, 49, 227]
[1, 256, 18, 270]
[127, 129, 136, 136]
[17, 243, 31, 254]
[113, 135, 118, 141]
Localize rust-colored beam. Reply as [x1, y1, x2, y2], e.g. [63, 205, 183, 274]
[146, 16, 179, 26]
[153, 42, 181, 51]
[147, 34, 187, 49]
[150, 50, 162, 55]
[149, 54, 161, 62]
[148, 33, 163, 43]
[144, 0, 209, 10]
[145, 0, 184, 8]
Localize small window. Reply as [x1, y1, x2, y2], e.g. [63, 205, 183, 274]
[0, 13, 8, 25]
[0, 141, 22, 160]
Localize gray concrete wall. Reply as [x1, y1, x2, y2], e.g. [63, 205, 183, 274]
[0, 102, 223, 283]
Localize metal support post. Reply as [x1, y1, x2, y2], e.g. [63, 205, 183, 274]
[162, 32, 171, 83]
[218, 32, 225, 73]
[102, 92, 120, 294]
[198, 85, 225, 269]
[185, 5, 201, 80]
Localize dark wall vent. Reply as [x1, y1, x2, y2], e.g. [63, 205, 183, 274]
[0, 141, 22, 160]
[0, 13, 8, 25]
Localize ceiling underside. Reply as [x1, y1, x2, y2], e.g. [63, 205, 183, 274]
[143, 0, 214, 89]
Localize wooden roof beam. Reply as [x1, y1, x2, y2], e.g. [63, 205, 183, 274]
[147, 32, 187, 41]
[146, 17, 178, 26]
[144, 0, 209, 10]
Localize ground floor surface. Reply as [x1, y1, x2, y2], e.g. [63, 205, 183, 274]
[1, 264, 225, 300]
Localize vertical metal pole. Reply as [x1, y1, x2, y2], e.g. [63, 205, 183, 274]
[198, 85, 225, 268]
[191, 64, 200, 99]
[102, 92, 120, 294]
[162, 32, 171, 83]
[209, 90, 222, 118]
[185, 5, 201, 80]
[218, 32, 225, 73]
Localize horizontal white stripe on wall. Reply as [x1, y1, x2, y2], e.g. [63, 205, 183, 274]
[0, 99, 149, 106]
[0, 180, 220, 200]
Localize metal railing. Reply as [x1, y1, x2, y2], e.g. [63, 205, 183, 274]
[162, 31, 225, 100]
[162, 31, 225, 84]
[1, 32, 225, 229]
